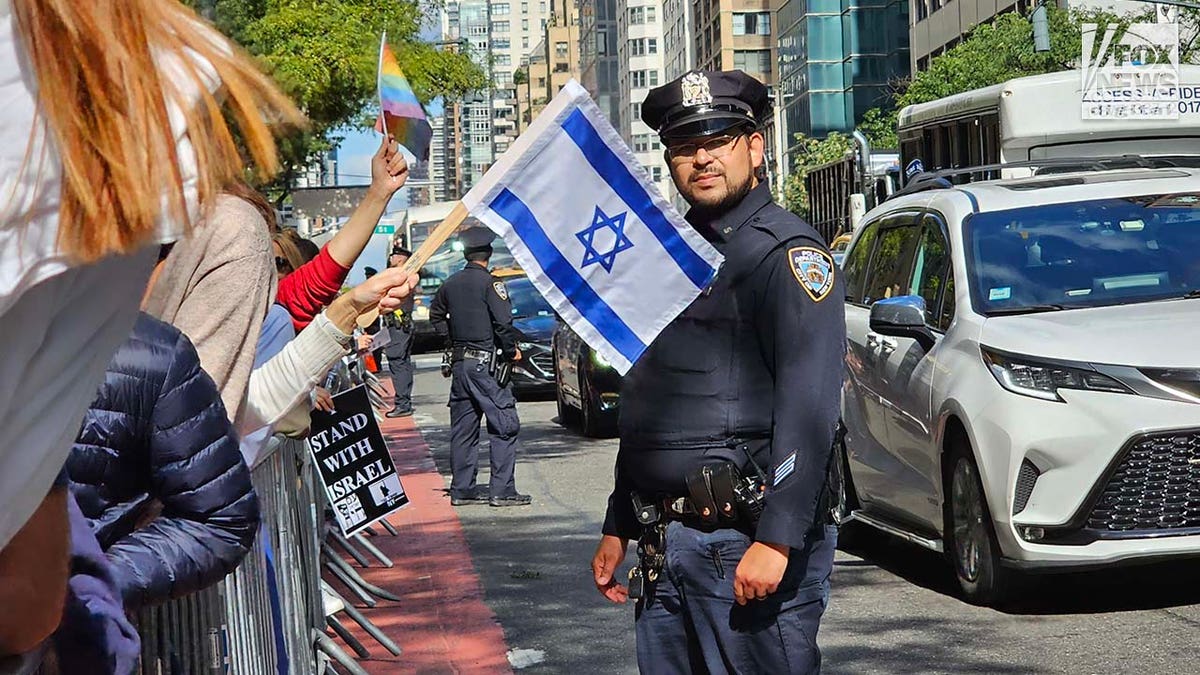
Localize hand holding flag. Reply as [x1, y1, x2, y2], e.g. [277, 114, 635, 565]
[369, 135, 410, 200]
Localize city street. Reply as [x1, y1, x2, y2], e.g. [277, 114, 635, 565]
[407, 355, 1200, 674]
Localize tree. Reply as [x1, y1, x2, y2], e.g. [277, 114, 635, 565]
[857, 107, 898, 152]
[857, 6, 1161, 145]
[780, 132, 854, 217]
[189, 0, 486, 198]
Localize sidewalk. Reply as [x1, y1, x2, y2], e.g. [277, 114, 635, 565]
[326, 405, 514, 674]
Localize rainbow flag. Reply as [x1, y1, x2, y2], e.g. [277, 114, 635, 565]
[377, 33, 432, 161]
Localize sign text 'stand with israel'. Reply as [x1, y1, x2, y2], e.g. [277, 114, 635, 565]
[307, 386, 408, 536]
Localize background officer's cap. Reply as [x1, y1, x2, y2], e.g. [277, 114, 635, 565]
[363, 266, 378, 278]
[642, 70, 769, 141]
[391, 244, 412, 257]
[460, 227, 496, 256]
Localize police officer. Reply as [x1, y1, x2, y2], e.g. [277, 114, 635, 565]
[383, 245, 417, 418]
[430, 227, 532, 507]
[590, 70, 845, 673]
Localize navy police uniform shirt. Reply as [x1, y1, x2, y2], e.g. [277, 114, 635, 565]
[429, 264, 522, 357]
[603, 182, 846, 551]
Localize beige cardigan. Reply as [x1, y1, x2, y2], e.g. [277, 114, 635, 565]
[143, 194, 276, 423]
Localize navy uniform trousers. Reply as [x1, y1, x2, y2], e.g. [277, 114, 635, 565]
[385, 323, 414, 412]
[447, 358, 521, 500]
[635, 523, 838, 675]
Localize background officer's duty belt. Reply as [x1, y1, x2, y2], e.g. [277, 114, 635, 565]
[454, 347, 494, 364]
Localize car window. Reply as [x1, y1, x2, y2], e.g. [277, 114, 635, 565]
[862, 215, 922, 305]
[939, 273, 956, 330]
[965, 193, 1200, 314]
[912, 215, 953, 328]
[841, 221, 879, 304]
[506, 277, 553, 318]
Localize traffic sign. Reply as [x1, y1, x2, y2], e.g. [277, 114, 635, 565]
[375, 225, 395, 235]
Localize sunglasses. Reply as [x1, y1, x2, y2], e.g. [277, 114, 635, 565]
[275, 256, 292, 272]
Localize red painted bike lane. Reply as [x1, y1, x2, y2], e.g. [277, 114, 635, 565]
[329, 414, 514, 674]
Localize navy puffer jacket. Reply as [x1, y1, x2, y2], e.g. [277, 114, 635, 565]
[67, 313, 260, 609]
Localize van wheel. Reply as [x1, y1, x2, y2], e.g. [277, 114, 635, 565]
[947, 448, 1012, 606]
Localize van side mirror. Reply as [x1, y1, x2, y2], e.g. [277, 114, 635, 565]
[869, 295, 936, 352]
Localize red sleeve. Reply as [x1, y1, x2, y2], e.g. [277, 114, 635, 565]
[276, 244, 352, 332]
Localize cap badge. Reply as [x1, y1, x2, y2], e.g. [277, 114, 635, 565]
[681, 72, 713, 108]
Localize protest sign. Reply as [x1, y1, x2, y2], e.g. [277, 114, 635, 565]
[307, 385, 409, 535]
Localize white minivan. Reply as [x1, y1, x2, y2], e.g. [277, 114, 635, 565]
[836, 166, 1200, 605]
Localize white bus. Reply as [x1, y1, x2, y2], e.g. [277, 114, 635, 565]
[897, 65, 1200, 184]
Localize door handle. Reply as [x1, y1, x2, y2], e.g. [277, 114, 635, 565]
[866, 333, 880, 349]
[880, 337, 898, 353]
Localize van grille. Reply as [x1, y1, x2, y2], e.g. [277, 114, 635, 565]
[1086, 431, 1200, 533]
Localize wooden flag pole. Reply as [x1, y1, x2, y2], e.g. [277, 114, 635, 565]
[402, 201, 469, 273]
[356, 201, 470, 330]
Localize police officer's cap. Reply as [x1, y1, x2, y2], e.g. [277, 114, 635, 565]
[364, 266, 378, 278]
[391, 244, 412, 257]
[642, 70, 769, 141]
[460, 227, 496, 256]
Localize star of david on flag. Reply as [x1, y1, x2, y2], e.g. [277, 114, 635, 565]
[577, 207, 634, 273]
[459, 80, 723, 374]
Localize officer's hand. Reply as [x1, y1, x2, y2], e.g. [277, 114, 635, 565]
[733, 541, 790, 605]
[369, 135, 409, 200]
[591, 535, 629, 604]
[512, 348, 523, 362]
[356, 334, 374, 352]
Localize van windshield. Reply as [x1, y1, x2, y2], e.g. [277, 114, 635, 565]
[965, 193, 1200, 314]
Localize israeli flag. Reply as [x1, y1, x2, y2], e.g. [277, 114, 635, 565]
[461, 80, 723, 374]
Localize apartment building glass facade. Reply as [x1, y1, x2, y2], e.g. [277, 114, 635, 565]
[777, 0, 909, 148]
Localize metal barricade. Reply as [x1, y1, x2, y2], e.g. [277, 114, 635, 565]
[135, 438, 325, 674]
[134, 351, 396, 674]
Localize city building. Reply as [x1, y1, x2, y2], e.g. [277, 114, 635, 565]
[289, 149, 338, 236]
[441, 0, 556, 192]
[616, 0, 671, 195]
[517, 0, 581, 125]
[692, 0, 775, 85]
[407, 161, 433, 208]
[429, 114, 460, 203]
[517, 41, 549, 127]
[579, 0, 622, 125]
[662, 0, 694, 80]
[776, 0, 910, 150]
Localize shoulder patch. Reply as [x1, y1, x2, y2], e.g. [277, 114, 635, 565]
[788, 246, 835, 302]
[493, 281, 509, 301]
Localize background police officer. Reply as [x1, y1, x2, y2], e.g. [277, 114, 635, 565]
[383, 245, 417, 418]
[430, 227, 532, 508]
[590, 70, 845, 673]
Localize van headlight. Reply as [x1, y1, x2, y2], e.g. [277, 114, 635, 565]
[981, 347, 1133, 401]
